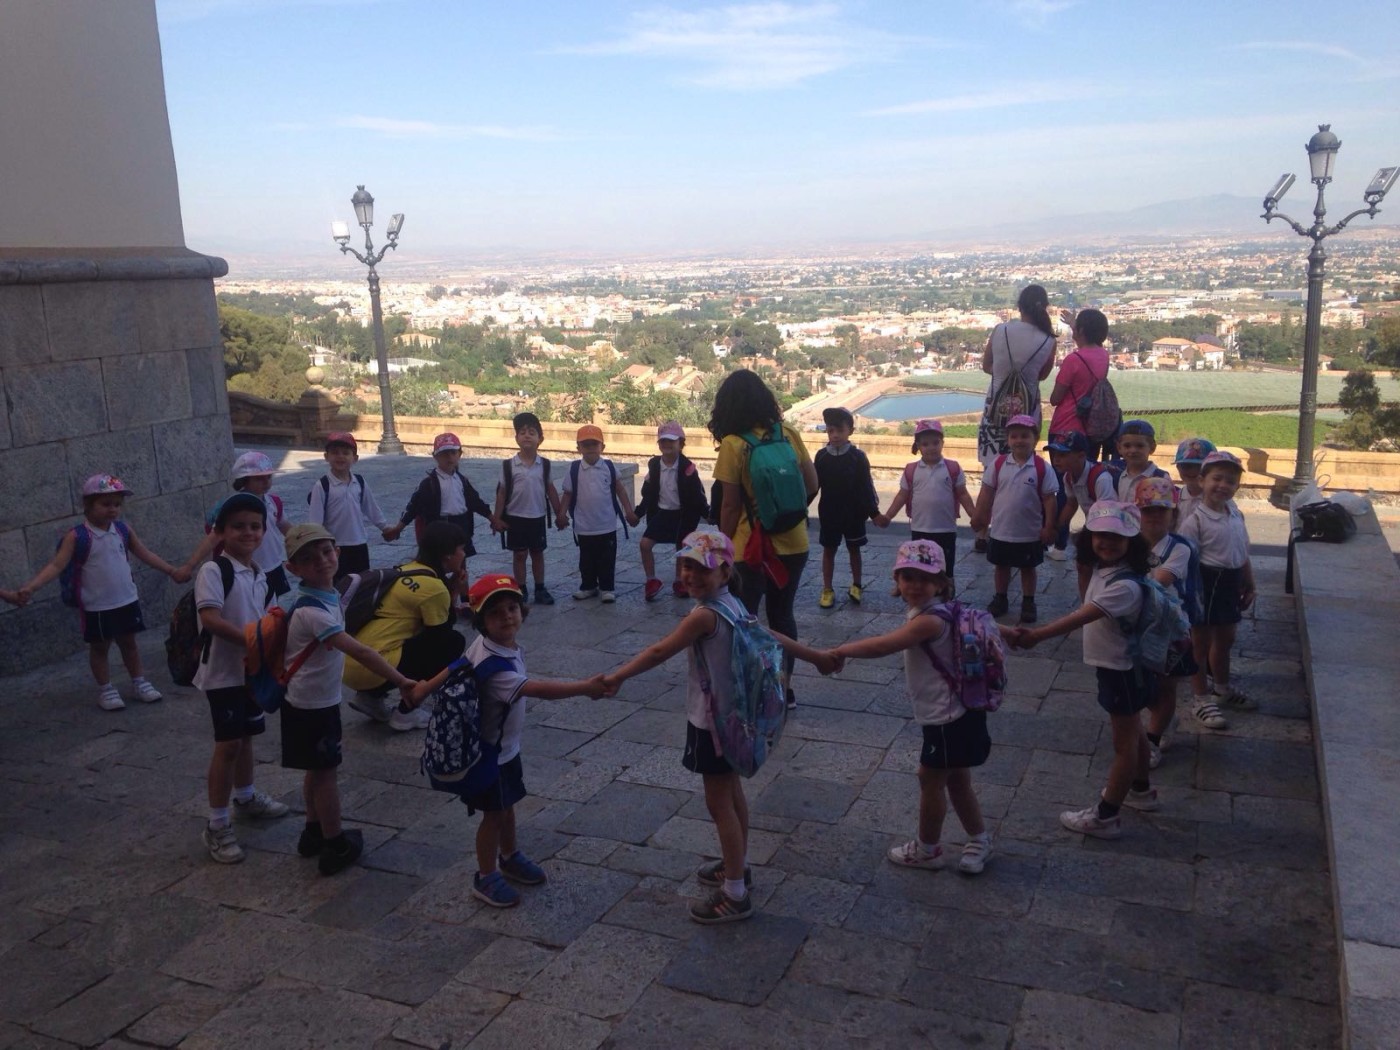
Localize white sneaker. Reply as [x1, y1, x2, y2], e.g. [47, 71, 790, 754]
[389, 705, 432, 732]
[1046, 547, 1068, 562]
[1191, 695, 1229, 730]
[1059, 805, 1122, 840]
[958, 836, 994, 875]
[600, 591, 616, 603]
[1147, 740, 1163, 770]
[1214, 683, 1258, 711]
[1124, 787, 1160, 812]
[233, 791, 291, 821]
[132, 678, 162, 703]
[203, 823, 245, 864]
[348, 691, 392, 723]
[886, 839, 946, 869]
[97, 685, 125, 711]
[572, 588, 599, 601]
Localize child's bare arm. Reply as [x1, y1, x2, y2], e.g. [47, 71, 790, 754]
[605, 607, 717, 688]
[331, 632, 414, 694]
[0, 587, 24, 607]
[127, 528, 184, 579]
[1038, 495, 1057, 545]
[523, 674, 608, 700]
[198, 606, 246, 646]
[832, 614, 942, 662]
[882, 490, 908, 521]
[970, 486, 993, 532]
[181, 531, 219, 577]
[958, 488, 977, 520]
[1239, 556, 1256, 610]
[20, 530, 78, 597]
[1017, 603, 1104, 648]
[769, 631, 839, 674]
[546, 482, 564, 519]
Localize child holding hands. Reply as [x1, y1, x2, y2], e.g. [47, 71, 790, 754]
[828, 540, 994, 875]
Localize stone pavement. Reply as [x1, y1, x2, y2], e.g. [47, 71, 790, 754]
[0, 447, 1344, 1048]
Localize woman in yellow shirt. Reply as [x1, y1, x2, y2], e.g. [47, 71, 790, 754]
[709, 369, 818, 709]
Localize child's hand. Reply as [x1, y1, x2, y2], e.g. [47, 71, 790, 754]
[1058, 307, 1076, 327]
[873, 513, 889, 529]
[812, 649, 843, 675]
[625, 512, 640, 528]
[1038, 525, 1056, 546]
[17, 587, 34, 605]
[555, 513, 569, 530]
[381, 524, 402, 542]
[490, 516, 507, 534]
[969, 515, 986, 533]
[402, 680, 430, 706]
[1239, 587, 1256, 611]
[601, 673, 622, 697]
[0, 588, 23, 607]
[170, 565, 192, 585]
[580, 674, 608, 699]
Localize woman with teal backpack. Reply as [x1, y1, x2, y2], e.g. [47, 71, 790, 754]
[709, 369, 818, 711]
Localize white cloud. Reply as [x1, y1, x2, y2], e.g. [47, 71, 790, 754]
[560, 2, 934, 90]
[336, 116, 567, 142]
[866, 81, 1107, 116]
[1229, 40, 1397, 80]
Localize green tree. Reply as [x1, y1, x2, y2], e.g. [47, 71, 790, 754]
[1338, 369, 1380, 416]
[1367, 315, 1400, 369]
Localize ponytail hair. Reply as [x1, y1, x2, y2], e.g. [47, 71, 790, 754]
[1017, 284, 1054, 338]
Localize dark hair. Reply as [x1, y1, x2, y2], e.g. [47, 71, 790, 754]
[472, 589, 528, 634]
[414, 520, 468, 577]
[822, 406, 854, 430]
[1074, 308, 1108, 345]
[214, 492, 267, 530]
[1073, 529, 1152, 574]
[911, 428, 942, 454]
[708, 369, 782, 441]
[513, 412, 542, 436]
[1017, 284, 1054, 339]
[894, 568, 951, 598]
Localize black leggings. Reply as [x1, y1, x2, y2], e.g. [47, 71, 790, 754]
[733, 551, 808, 679]
[383, 622, 466, 692]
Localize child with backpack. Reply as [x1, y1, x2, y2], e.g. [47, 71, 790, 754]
[1133, 477, 1203, 764]
[1177, 450, 1257, 723]
[180, 451, 296, 599]
[601, 531, 835, 924]
[494, 412, 563, 606]
[20, 473, 191, 710]
[881, 419, 975, 593]
[409, 574, 608, 908]
[384, 432, 501, 607]
[306, 432, 391, 581]
[636, 421, 709, 601]
[1173, 437, 1216, 526]
[1112, 420, 1173, 503]
[970, 414, 1058, 623]
[1045, 432, 1121, 596]
[827, 540, 997, 875]
[1011, 501, 1160, 839]
[813, 406, 882, 609]
[557, 425, 638, 604]
[191, 493, 290, 864]
[278, 523, 420, 876]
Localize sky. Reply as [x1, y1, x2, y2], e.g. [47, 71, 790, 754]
[154, 0, 1400, 260]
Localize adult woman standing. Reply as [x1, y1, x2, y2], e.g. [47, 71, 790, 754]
[976, 284, 1059, 466]
[344, 520, 469, 731]
[710, 369, 818, 709]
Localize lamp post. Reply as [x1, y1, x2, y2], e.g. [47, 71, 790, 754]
[1261, 126, 1397, 490]
[332, 185, 407, 455]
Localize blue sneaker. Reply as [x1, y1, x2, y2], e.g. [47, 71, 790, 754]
[499, 850, 548, 886]
[472, 870, 521, 908]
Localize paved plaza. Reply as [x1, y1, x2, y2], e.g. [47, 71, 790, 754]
[0, 447, 1348, 1048]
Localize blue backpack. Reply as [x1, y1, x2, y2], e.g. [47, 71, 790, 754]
[1109, 570, 1193, 678]
[741, 427, 808, 534]
[420, 654, 516, 797]
[1160, 533, 1203, 625]
[695, 599, 788, 778]
[58, 521, 132, 608]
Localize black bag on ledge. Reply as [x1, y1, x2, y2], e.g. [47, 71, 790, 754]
[1293, 500, 1356, 544]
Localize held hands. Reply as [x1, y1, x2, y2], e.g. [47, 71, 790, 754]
[969, 514, 987, 533]
[397, 680, 422, 709]
[625, 512, 640, 528]
[381, 523, 403, 542]
[872, 513, 890, 529]
[489, 516, 507, 534]
[0, 588, 25, 607]
[170, 566, 193, 585]
[600, 673, 622, 698]
[810, 649, 845, 676]
[555, 513, 570, 531]
[578, 674, 609, 699]
[1002, 626, 1038, 649]
[1038, 525, 1056, 546]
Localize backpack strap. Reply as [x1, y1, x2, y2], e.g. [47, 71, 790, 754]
[269, 493, 283, 524]
[568, 460, 580, 516]
[280, 595, 328, 685]
[916, 605, 959, 692]
[945, 459, 962, 520]
[606, 460, 628, 539]
[991, 454, 1007, 488]
[355, 473, 368, 512]
[501, 459, 513, 507]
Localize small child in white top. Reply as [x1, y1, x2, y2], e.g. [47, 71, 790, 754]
[1176, 450, 1256, 720]
[20, 473, 190, 711]
[829, 540, 994, 876]
[882, 419, 975, 589]
[1012, 501, 1158, 841]
[182, 451, 296, 599]
[557, 424, 638, 603]
[1172, 437, 1216, 529]
[307, 432, 390, 581]
[970, 415, 1058, 624]
[193, 493, 291, 865]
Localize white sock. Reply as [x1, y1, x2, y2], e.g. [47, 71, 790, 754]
[208, 807, 230, 828]
[232, 785, 254, 804]
[917, 837, 939, 856]
[722, 877, 747, 900]
[968, 831, 990, 845]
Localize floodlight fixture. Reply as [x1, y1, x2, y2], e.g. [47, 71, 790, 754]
[386, 212, 405, 241]
[1263, 173, 1295, 210]
[1364, 167, 1399, 205]
[331, 220, 351, 245]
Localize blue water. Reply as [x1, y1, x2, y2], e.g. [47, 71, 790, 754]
[860, 390, 986, 421]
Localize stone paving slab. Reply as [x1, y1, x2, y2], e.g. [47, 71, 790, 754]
[0, 448, 1349, 1046]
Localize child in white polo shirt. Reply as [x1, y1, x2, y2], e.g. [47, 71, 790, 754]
[307, 432, 391, 581]
[882, 418, 975, 591]
[558, 424, 638, 603]
[971, 415, 1058, 623]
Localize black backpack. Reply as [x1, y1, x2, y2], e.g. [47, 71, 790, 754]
[338, 568, 438, 636]
[1294, 501, 1355, 543]
[166, 556, 243, 687]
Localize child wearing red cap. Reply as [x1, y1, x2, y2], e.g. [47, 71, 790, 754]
[307, 432, 390, 581]
[558, 425, 638, 603]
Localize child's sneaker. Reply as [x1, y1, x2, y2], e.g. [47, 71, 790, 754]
[389, 705, 431, 732]
[785, 686, 797, 711]
[672, 579, 688, 598]
[533, 586, 555, 606]
[819, 588, 835, 609]
[689, 888, 753, 924]
[1214, 683, 1258, 710]
[644, 578, 663, 602]
[349, 691, 392, 723]
[572, 587, 598, 601]
[887, 839, 946, 869]
[1124, 787, 1160, 811]
[473, 869, 521, 908]
[1147, 740, 1163, 769]
[318, 829, 364, 876]
[957, 836, 993, 875]
[499, 850, 548, 886]
[1059, 805, 1123, 839]
[97, 685, 125, 711]
[847, 583, 863, 604]
[132, 678, 162, 703]
[297, 824, 325, 858]
[203, 823, 245, 864]
[1046, 546, 1068, 562]
[233, 790, 290, 820]
[600, 591, 616, 604]
[987, 594, 1009, 617]
[695, 859, 753, 888]
[1191, 694, 1229, 730]
[1020, 597, 1038, 623]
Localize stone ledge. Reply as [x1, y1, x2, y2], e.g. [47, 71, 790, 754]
[0, 247, 228, 284]
[1293, 507, 1400, 1048]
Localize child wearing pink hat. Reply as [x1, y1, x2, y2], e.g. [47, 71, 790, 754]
[635, 421, 709, 601]
[881, 420, 976, 595]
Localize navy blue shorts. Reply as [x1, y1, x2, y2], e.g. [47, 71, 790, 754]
[82, 601, 145, 643]
[818, 517, 868, 550]
[682, 721, 732, 776]
[462, 754, 527, 815]
[1096, 666, 1156, 716]
[919, 710, 991, 769]
[206, 685, 266, 742]
[504, 514, 547, 553]
[280, 704, 343, 770]
[1200, 566, 1244, 626]
[642, 508, 684, 546]
[986, 538, 1044, 569]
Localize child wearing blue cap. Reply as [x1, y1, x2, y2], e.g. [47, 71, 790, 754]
[1113, 420, 1173, 503]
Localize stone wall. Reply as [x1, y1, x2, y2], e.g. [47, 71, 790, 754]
[0, 249, 231, 675]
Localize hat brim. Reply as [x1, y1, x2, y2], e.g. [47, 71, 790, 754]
[1085, 520, 1138, 536]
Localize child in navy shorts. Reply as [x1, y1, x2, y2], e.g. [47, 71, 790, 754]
[495, 413, 563, 605]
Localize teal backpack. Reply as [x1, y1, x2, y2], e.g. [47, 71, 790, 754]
[741, 427, 808, 533]
[695, 599, 788, 778]
[1109, 570, 1193, 678]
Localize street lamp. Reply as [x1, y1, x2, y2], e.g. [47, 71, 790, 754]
[1261, 126, 1398, 490]
[331, 185, 408, 455]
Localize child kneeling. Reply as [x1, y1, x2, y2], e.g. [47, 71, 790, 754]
[830, 540, 994, 874]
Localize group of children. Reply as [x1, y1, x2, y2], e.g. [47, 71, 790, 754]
[0, 396, 1258, 923]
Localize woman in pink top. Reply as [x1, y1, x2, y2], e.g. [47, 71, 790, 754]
[1048, 308, 1113, 462]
